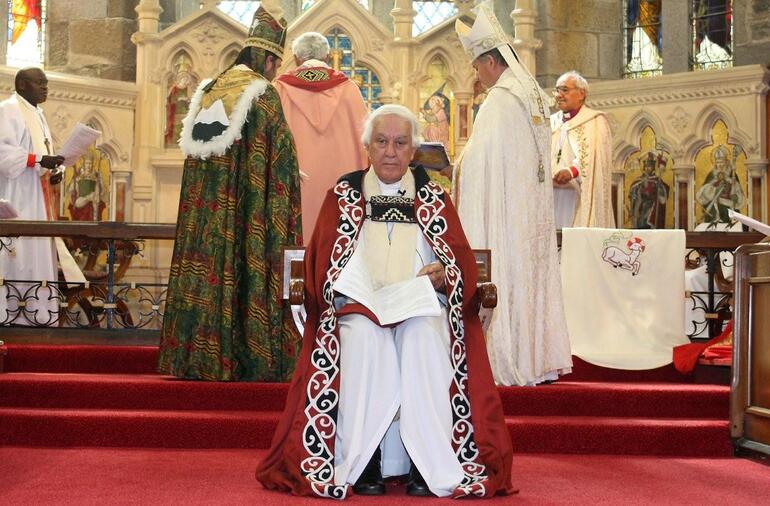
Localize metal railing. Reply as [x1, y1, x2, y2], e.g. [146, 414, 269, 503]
[0, 221, 175, 333]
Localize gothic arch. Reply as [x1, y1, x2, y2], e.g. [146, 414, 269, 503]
[615, 109, 674, 167]
[685, 102, 754, 162]
[219, 44, 241, 71]
[78, 110, 127, 166]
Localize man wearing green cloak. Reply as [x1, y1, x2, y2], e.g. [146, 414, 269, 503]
[158, 0, 302, 381]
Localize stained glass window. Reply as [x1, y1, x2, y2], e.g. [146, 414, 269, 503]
[413, 1, 457, 36]
[326, 28, 381, 109]
[622, 0, 663, 78]
[691, 0, 732, 70]
[6, 0, 46, 68]
[218, 0, 260, 26]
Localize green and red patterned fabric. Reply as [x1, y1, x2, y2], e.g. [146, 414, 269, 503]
[158, 70, 302, 382]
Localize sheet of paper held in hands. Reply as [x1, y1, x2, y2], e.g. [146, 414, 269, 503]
[728, 209, 770, 237]
[58, 123, 102, 166]
[0, 199, 19, 219]
[333, 248, 441, 325]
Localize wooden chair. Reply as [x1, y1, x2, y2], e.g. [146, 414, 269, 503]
[282, 247, 497, 335]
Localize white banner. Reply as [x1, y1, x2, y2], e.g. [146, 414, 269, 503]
[561, 227, 688, 370]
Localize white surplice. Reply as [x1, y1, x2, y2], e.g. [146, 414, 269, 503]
[550, 106, 615, 228]
[332, 177, 463, 497]
[0, 93, 58, 325]
[454, 68, 573, 386]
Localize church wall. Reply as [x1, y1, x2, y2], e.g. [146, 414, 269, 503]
[734, 0, 770, 66]
[46, 0, 138, 81]
[535, 0, 623, 86]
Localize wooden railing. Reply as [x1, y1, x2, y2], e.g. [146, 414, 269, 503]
[0, 220, 764, 341]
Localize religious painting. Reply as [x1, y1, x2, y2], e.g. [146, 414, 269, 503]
[164, 53, 197, 148]
[694, 119, 747, 225]
[472, 79, 487, 122]
[623, 126, 674, 229]
[61, 147, 111, 222]
[418, 57, 454, 157]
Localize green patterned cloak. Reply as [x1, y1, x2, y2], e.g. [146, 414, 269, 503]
[158, 65, 302, 381]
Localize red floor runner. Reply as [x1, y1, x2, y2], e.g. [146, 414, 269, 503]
[1, 448, 768, 505]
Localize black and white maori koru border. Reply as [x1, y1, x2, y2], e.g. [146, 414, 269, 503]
[300, 181, 363, 499]
[298, 180, 489, 499]
[415, 182, 490, 498]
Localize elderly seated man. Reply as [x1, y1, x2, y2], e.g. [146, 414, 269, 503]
[256, 104, 512, 499]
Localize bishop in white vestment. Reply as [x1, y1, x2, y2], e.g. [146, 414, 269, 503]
[453, 2, 572, 386]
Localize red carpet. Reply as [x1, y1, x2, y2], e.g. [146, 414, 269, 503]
[0, 343, 734, 456]
[1, 448, 768, 505]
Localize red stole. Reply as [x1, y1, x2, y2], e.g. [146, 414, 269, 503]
[276, 67, 349, 92]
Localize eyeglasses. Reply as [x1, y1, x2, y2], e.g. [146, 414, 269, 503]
[552, 86, 576, 95]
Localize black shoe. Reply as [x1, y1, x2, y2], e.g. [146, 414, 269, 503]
[352, 447, 385, 495]
[406, 462, 433, 497]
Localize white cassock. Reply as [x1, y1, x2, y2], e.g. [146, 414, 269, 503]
[332, 177, 463, 497]
[454, 68, 572, 386]
[551, 119, 581, 229]
[549, 106, 615, 228]
[0, 93, 58, 325]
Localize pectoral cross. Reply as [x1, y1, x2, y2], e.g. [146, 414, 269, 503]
[537, 163, 545, 183]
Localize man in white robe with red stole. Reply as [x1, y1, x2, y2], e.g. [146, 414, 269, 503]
[274, 32, 368, 242]
[550, 71, 615, 229]
[453, 1, 572, 386]
[0, 67, 68, 325]
[256, 105, 513, 499]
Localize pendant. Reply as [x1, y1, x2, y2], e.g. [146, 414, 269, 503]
[538, 163, 545, 183]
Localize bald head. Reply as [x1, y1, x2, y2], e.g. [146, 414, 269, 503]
[15, 67, 49, 106]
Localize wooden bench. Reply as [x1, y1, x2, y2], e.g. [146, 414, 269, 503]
[282, 248, 497, 334]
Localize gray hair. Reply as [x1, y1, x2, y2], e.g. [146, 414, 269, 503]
[361, 104, 422, 147]
[558, 70, 589, 94]
[291, 32, 330, 62]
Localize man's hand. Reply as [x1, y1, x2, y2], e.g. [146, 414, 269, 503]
[49, 169, 63, 185]
[40, 155, 65, 170]
[552, 168, 573, 185]
[417, 261, 445, 290]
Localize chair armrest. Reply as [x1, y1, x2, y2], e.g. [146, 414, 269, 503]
[289, 279, 305, 306]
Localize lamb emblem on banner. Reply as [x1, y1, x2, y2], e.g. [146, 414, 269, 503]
[601, 236, 646, 276]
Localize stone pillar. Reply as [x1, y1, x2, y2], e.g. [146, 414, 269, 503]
[661, 0, 690, 74]
[131, 0, 164, 223]
[747, 160, 768, 221]
[674, 165, 695, 229]
[511, 0, 542, 74]
[0, 0, 8, 63]
[388, 0, 416, 109]
[391, 0, 416, 42]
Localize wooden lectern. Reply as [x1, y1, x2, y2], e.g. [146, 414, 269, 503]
[731, 242, 770, 456]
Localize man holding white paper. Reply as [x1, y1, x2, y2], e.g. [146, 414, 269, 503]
[0, 67, 68, 325]
[257, 105, 512, 499]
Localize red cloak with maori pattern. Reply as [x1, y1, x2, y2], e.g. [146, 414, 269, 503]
[256, 167, 514, 499]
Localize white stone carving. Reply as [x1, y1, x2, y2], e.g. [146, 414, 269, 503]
[668, 107, 692, 135]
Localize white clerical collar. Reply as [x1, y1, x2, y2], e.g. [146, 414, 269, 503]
[377, 176, 403, 196]
[14, 92, 41, 112]
[299, 59, 330, 68]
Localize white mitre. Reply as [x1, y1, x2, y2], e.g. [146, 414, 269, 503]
[455, 0, 510, 60]
[455, 0, 551, 120]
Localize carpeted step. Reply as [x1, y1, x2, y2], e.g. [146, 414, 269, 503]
[2, 344, 728, 384]
[0, 407, 732, 456]
[0, 373, 729, 419]
[2, 345, 158, 374]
